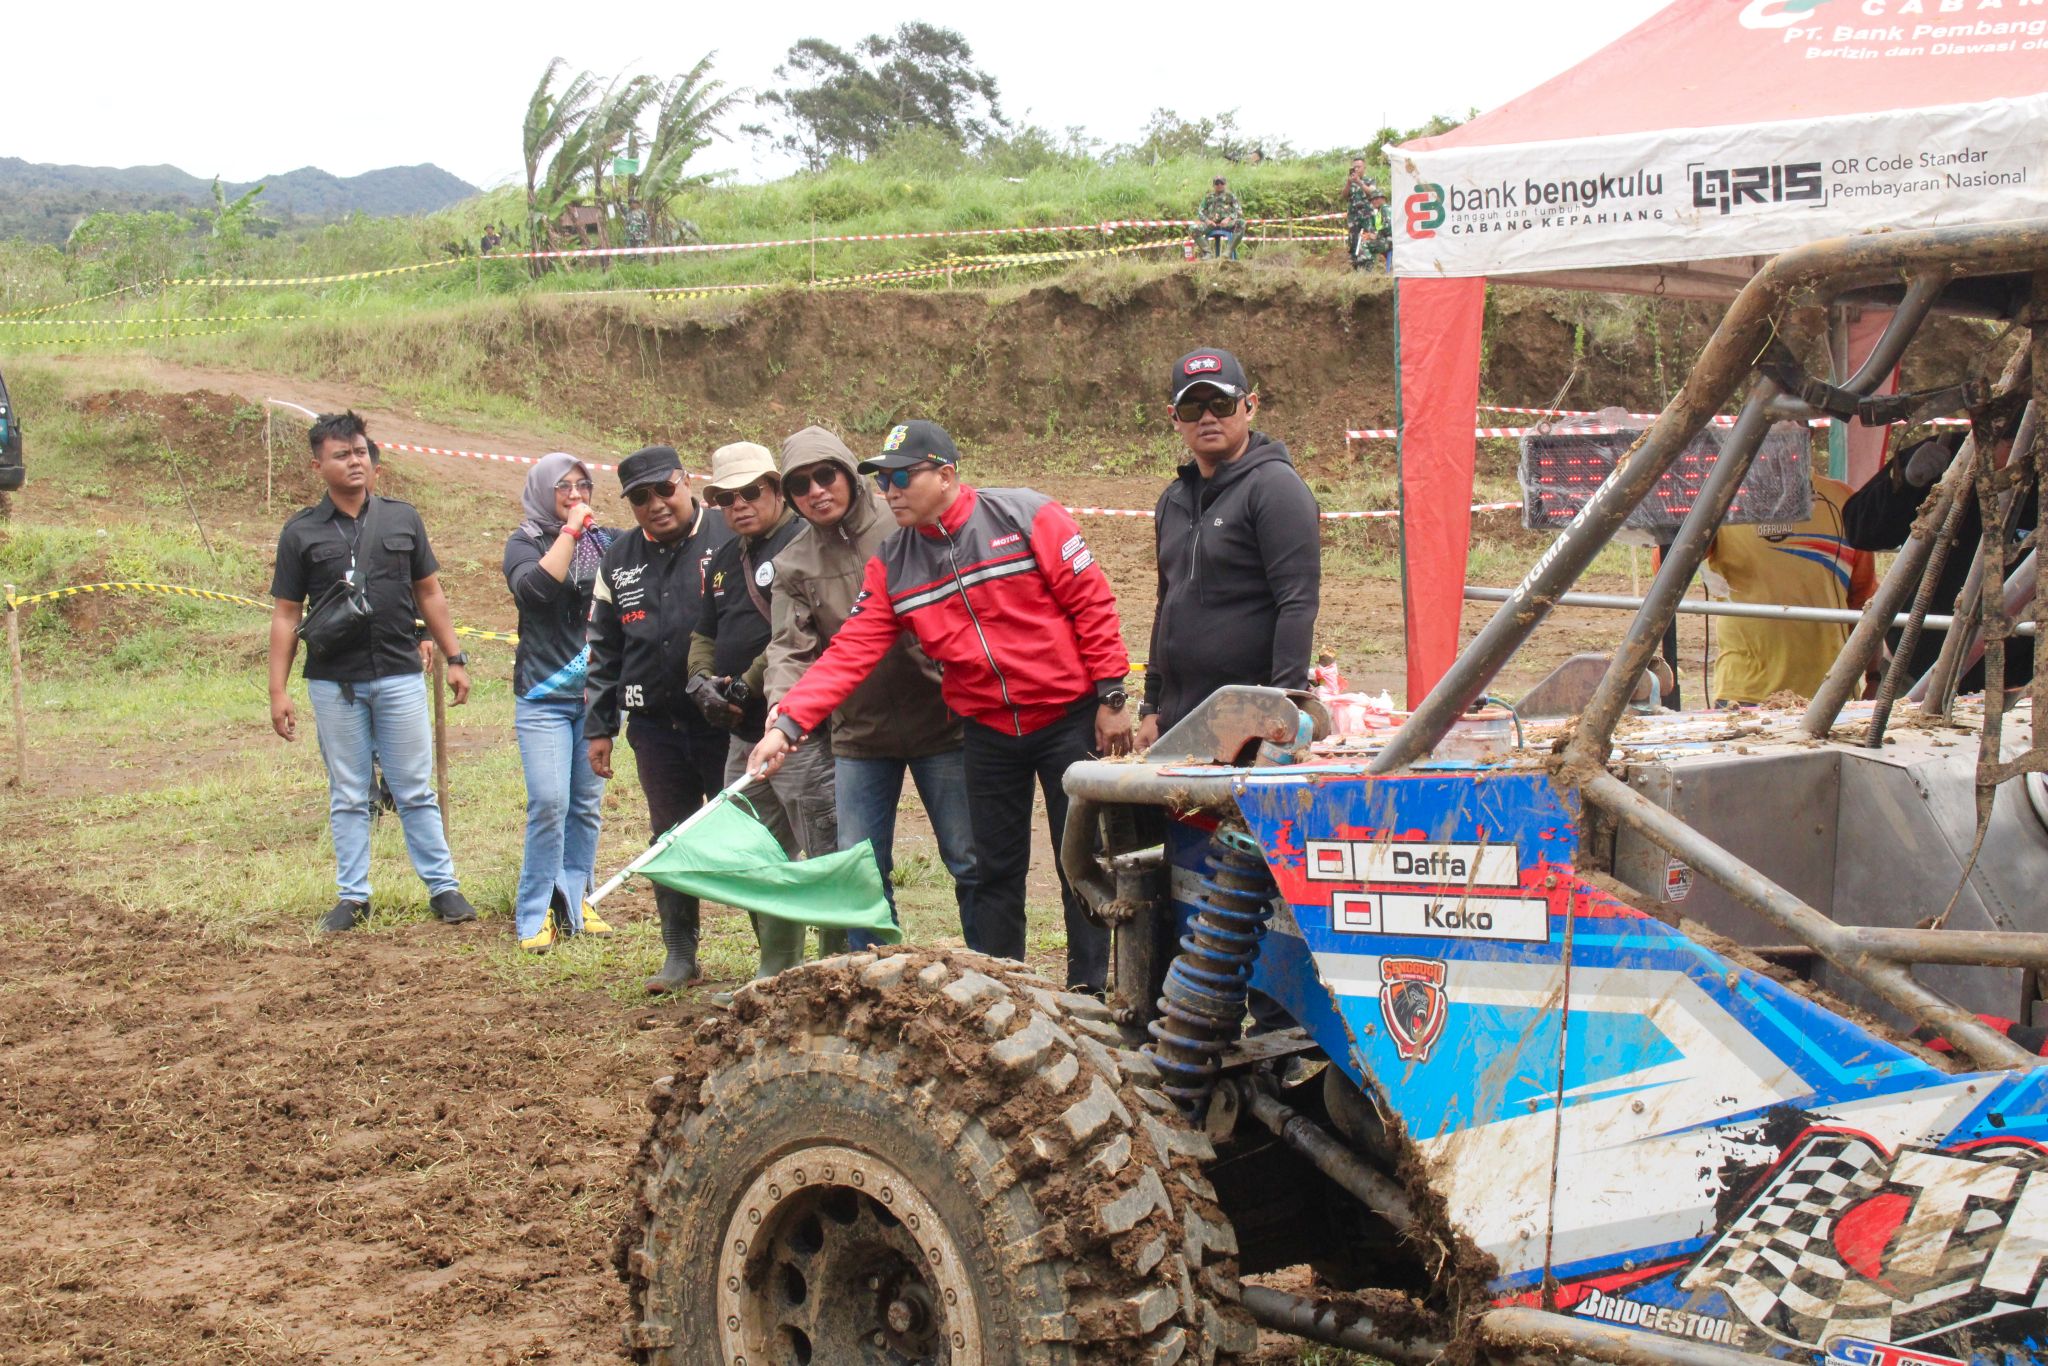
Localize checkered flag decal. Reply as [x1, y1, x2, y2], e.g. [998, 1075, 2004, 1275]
[1683, 1133, 2044, 1351]
[1683, 1132, 1901, 1346]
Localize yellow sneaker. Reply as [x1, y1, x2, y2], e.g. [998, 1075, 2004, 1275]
[520, 922, 556, 953]
[580, 903, 614, 937]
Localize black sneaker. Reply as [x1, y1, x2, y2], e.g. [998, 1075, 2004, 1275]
[429, 890, 478, 924]
[321, 900, 371, 933]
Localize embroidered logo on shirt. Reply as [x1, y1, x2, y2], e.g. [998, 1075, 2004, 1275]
[990, 533, 1021, 549]
[882, 424, 910, 452]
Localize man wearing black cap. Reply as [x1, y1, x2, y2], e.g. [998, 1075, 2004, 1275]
[1138, 349, 1321, 748]
[585, 445, 734, 993]
[748, 420, 1131, 993]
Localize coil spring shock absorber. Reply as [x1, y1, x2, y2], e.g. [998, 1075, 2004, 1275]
[1145, 827, 1278, 1112]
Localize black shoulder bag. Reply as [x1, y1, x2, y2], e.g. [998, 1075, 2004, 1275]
[296, 497, 378, 661]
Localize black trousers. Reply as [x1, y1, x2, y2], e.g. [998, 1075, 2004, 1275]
[626, 713, 728, 929]
[961, 701, 1110, 992]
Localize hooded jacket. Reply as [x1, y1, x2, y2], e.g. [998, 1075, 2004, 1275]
[1144, 431, 1321, 730]
[765, 427, 962, 759]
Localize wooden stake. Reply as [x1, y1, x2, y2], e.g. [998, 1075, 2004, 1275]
[429, 645, 451, 835]
[5, 587, 24, 787]
[264, 406, 274, 513]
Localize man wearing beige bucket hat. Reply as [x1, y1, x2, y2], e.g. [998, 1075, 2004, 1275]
[685, 440, 817, 978]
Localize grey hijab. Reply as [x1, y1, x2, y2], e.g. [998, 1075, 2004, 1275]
[520, 452, 588, 535]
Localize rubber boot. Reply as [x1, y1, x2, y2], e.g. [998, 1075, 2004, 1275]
[751, 911, 806, 980]
[815, 926, 850, 959]
[644, 893, 701, 995]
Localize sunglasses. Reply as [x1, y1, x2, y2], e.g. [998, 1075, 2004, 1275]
[873, 462, 942, 491]
[709, 481, 773, 508]
[626, 477, 680, 506]
[1173, 394, 1244, 423]
[555, 478, 595, 495]
[783, 464, 842, 499]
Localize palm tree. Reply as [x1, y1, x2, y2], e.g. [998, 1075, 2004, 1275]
[522, 59, 598, 255]
[638, 54, 743, 235]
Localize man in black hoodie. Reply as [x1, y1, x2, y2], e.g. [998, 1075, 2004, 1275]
[1137, 348, 1323, 747]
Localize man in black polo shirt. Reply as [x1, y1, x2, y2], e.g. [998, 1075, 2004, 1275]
[267, 410, 478, 932]
[687, 440, 809, 978]
[586, 445, 733, 993]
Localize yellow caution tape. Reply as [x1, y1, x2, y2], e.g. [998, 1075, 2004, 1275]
[162, 259, 464, 288]
[0, 314, 315, 328]
[0, 283, 146, 318]
[0, 323, 255, 350]
[5, 581, 272, 611]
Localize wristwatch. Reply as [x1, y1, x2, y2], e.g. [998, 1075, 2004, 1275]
[1097, 686, 1128, 712]
[447, 652, 469, 668]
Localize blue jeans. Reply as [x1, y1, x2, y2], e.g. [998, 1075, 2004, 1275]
[307, 674, 458, 903]
[514, 696, 606, 937]
[836, 749, 979, 951]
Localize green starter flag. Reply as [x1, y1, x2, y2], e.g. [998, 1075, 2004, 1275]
[633, 796, 901, 944]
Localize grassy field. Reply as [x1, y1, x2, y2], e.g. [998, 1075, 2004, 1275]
[0, 152, 1362, 324]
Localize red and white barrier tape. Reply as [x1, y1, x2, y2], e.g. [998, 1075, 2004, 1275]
[264, 400, 1514, 520]
[507, 214, 1342, 263]
[1471, 402, 1969, 428]
[1070, 500, 1521, 522]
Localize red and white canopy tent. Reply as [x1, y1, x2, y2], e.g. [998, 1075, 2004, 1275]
[1387, 0, 2047, 703]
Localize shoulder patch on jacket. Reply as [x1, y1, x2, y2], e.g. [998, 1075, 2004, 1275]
[1060, 532, 1085, 561]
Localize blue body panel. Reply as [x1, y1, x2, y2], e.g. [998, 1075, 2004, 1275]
[1170, 764, 2048, 1365]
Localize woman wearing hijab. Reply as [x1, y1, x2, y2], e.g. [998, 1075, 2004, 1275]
[503, 453, 616, 951]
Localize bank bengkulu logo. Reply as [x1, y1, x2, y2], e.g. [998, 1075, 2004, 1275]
[1740, 0, 1830, 27]
[1405, 183, 1446, 240]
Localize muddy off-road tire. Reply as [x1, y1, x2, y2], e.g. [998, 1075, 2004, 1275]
[615, 949, 1257, 1365]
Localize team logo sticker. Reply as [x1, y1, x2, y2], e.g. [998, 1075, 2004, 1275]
[1378, 957, 1447, 1063]
[882, 424, 910, 452]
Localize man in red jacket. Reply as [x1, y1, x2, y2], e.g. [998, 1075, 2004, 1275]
[750, 420, 1132, 992]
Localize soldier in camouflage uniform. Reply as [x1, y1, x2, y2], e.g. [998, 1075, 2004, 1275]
[1345, 160, 1378, 269]
[1366, 188, 1393, 273]
[1198, 177, 1245, 260]
[623, 200, 651, 251]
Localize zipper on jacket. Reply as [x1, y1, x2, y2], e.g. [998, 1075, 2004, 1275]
[942, 523, 1022, 735]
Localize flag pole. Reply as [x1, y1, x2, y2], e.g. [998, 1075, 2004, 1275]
[587, 771, 758, 907]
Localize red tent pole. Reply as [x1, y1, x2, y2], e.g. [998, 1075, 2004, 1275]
[1396, 276, 1489, 705]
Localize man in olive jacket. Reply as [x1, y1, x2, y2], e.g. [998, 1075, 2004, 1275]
[766, 426, 980, 945]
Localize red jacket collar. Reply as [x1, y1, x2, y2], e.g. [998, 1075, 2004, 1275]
[917, 482, 979, 538]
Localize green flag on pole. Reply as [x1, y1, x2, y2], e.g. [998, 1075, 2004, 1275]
[632, 796, 901, 944]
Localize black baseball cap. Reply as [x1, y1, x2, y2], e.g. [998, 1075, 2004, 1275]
[1169, 348, 1250, 404]
[859, 420, 961, 473]
[617, 445, 684, 494]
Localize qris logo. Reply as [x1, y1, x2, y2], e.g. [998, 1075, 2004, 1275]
[1690, 162, 1825, 215]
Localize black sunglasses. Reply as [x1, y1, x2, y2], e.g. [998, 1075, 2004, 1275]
[709, 481, 773, 508]
[873, 462, 942, 491]
[1173, 394, 1244, 423]
[784, 464, 843, 499]
[626, 477, 680, 506]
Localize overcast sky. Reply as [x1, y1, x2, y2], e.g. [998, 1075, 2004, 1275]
[19, 0, 1671, 188]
